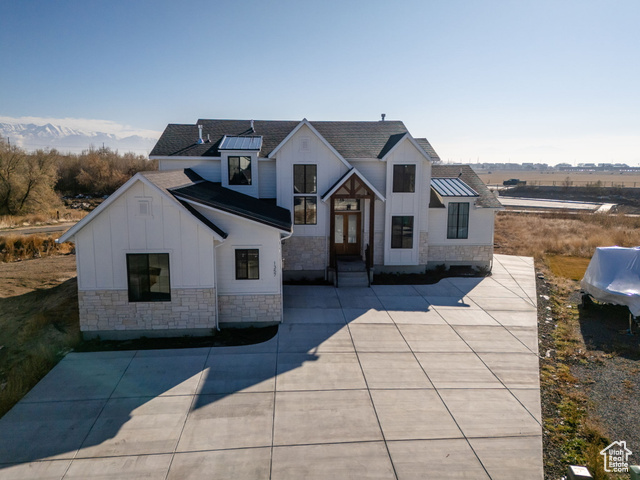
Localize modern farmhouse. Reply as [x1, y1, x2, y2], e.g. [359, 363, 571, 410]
[58, 118, 502, 338]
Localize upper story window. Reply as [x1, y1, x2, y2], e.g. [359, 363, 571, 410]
[294, 164, 317, 193]
[126, 253, 171, 302]
[229, 156, 252, 185]
[393, 164, 416, 193]
[293, 164, 317, 225]
[447, 202, 469, 239]
[391, 216, 414, 249]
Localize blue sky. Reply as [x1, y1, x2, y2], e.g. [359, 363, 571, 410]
[1, 0, 639, 164]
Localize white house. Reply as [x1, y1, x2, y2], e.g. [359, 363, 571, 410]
[59, 117, 502, 339]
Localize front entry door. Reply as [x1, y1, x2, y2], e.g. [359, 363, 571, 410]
[334, 212, 361, 256]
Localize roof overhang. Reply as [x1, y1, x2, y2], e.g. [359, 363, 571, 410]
[57, 173, 227, 244]
[267, 118, 353, 170]
[175, 195, 292, 234]
[379, 132, 434, 163]
[321, 168, 385, 203]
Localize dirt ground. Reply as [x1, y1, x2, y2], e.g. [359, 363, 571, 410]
[0, 254, 77, 298]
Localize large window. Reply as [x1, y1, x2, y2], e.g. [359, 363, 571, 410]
[228, 156, 252, 185]
[293, 164, 317, 225]
[294, 164, 317, 193]
[391, 216, 414, 249]
[126, 253, 171, 302]
[294, 197, 317, 225]
[392, 164, 416, 193]
[447, 202, 469, 239]
[236, 249, 259, 280]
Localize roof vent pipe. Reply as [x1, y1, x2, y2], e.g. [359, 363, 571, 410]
[197, 124, 204, 144]
[250, 119, 255, 132]
[207, 134, 211, 143]
[381, 113, 386, 122]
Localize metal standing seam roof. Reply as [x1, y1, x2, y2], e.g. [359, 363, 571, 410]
[431, 177, 479, 197]
[219, 135, 263, 150]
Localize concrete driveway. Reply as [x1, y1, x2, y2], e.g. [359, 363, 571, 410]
[0, 254, 542, 479]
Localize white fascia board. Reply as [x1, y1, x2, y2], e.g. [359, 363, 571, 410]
[150, 155, 222, 161]
[268, 119, 353, 170]
[379, 133, 433, 163]
[57, 174, 227, 244]
[175, 196, 292, 234]
[57, 173, 144, 243]
[321, 168, 386, 203]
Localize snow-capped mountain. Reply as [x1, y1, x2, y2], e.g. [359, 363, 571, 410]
[0, 122, 159, 155]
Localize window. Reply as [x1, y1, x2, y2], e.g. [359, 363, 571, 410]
[228, 156, 252, 185]
[293, 164, 317, 225]
[126, 253, 170, 302]
[236, 249, 259, 280]
[391, 216, 414, 249]
[294, 197, 317, 225]
[294, 164, 316, 193]
[447, 202, 469, 239]
[393, 164, 416, 193]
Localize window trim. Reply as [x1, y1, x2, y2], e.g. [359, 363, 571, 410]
[447, 202, 470, 239]
[392, 164, 416, 193]
[126, 253, 171, 302]
[228, 155, 252, 185]
[390, 216, 414, 249]
[293, 196, 317, 225]
[293, 164, 317, 194]
[293, 164, 318, 225]
[235, 248, 260, 280]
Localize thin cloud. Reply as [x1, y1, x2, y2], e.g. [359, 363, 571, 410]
[0, 115, 161, 139]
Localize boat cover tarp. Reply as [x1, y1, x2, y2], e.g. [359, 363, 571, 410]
[581, 246, 640, 316]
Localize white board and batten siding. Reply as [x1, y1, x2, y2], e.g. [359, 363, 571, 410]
[275, 124, 350, 237]
[258, 159, 277, 198]
[159, 158, 222, 183]
[75, 180, 215, 291]
[383, 138, 431, 266]
[189, 204, 283, 296]
[428, 200, 495, 246]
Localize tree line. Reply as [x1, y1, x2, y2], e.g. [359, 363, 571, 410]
[0, 140, 157, 215]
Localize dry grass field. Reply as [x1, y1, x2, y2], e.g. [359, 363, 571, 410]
[477, 170, 640, 188]
[0, 255, 80, 418]
[496, 211, 639, 479]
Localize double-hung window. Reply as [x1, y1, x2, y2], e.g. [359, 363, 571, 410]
[293, 164, 317, 225]
[126, 253, 171, 302]
[392, 164, 416, 193]
[391, 216, 414, 249]
[236, 249, 260, 280]
[447, 202, 469, 239]
[228, 156, 252, 185]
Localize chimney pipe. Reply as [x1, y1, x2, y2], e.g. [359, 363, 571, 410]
[197, 125, 204, 144]
[381, 113, 386, 122]
[250, 119, 255, 132]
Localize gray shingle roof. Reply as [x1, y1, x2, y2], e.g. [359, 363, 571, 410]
[431, 165, 503, 208]
[150, 119, 429, 160]
[141, 169, 292, 233]
[414, 138, 441, 161]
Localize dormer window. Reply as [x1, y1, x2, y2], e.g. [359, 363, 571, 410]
[228, 156, 252, 185]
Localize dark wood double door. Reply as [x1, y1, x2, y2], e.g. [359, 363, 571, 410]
[334, 211, 361, 256]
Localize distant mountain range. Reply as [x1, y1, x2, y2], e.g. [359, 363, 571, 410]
[0, 122, 159, 155]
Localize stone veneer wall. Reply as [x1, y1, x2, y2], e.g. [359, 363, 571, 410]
[428, 244, 493, 265]
[218, 294, 282, 323]
[282, 236, 326, 271]
[418, 232, 429, 265]
[78, 288, 217, 332]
